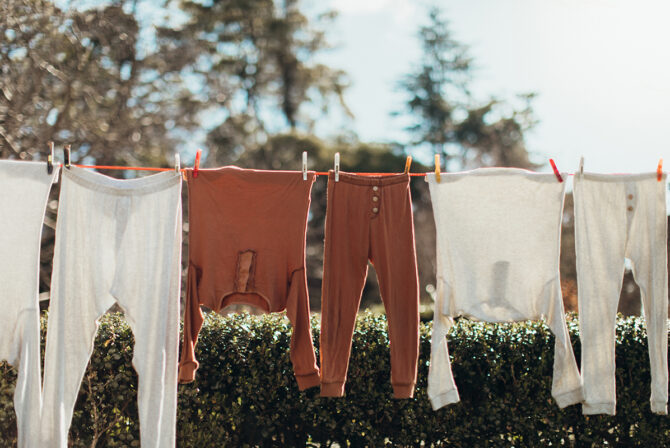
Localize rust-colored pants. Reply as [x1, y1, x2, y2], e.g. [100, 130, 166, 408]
[320, 171, 420, 398]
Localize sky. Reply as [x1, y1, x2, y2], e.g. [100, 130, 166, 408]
[313, 0, 670, 175]
[57, 0, 670, 177]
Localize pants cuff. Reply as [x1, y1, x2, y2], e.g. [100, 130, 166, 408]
[295, 371, 321, 390]
[429, 389, 460, 410]
[582, 402, 615, 415]
[392, 383, 416, 399]
[320, 381, 345, 397]
[553, 387, 583, 409]
[651, 400, 668, 415]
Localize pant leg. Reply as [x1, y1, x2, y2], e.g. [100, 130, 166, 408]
[319, 179, 371, 397]
[40, 178, 117, 447]
[369, 179, 420, 398]
[112, 182, 182, 447]
[627, 177, 668, 415]
[574, 176, 627, 415]
[13, 309, 43, 448]
[0, 161, 57, 448]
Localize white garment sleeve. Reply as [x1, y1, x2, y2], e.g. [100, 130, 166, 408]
[427, 277, 460, 410]
[546, 296, 584, 408]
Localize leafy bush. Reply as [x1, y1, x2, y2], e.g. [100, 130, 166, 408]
[1, 312, 669, 446]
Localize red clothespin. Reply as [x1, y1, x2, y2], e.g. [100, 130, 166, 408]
[657, 158, 663, 182]
[193, 148, 202, 178]
[549, 159, 563, 182]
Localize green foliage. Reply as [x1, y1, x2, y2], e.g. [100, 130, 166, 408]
[1, 312, 669, 446]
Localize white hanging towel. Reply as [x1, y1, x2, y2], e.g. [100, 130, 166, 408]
[574, 172, 667, 415]
[0, 160, 58, 447]
[425, 168, 583, 410]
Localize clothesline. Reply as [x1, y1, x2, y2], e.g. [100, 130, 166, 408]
[65, 164, 657, 178]
[47, 144, 665, 180]
[73, 164, 429, 175]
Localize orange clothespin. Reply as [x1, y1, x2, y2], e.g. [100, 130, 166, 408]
[657, 158, 663, 182]
[549, 159, 563, 182]
[434, 154, 441, 183]
[404, 155, 412, 174]
[193, 148, 202, 178]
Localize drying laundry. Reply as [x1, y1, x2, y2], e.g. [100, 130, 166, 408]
[425, 168, 583, 410]
[40, 166, 182, 448]
[574, 172, 668, 415]
[319, 171, 420, 399]
[179, 167, 320, 390]
[0, 160, 58, 448]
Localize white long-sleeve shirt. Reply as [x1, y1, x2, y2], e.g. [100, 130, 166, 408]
[425, 168, 583, 410]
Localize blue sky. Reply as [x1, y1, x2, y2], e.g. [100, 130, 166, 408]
[313, 0, 670, 175]
[58, 0, 670, 176]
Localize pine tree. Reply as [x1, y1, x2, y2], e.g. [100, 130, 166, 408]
[398, 7, 538, 170]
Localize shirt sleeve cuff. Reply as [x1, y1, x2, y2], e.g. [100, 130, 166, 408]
[178, 360, 199, 384]
[429, 389, 460, 410]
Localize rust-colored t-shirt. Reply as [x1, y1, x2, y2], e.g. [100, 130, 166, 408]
[178, 167, 320, 390]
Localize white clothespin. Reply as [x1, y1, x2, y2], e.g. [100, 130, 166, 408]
[175, 152, 181, 173]
[302, 151, 307, 180]
[579, 156, 584, 175]
[47, 141, 54, 174]
[334, 152, 340, 182]
[63, 145, 71, 169]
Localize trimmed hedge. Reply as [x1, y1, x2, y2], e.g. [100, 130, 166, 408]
[1, 312, 669, 446]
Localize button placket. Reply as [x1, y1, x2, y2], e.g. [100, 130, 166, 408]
[625, 185, 635, 213]
[371, 185, 380, 215]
